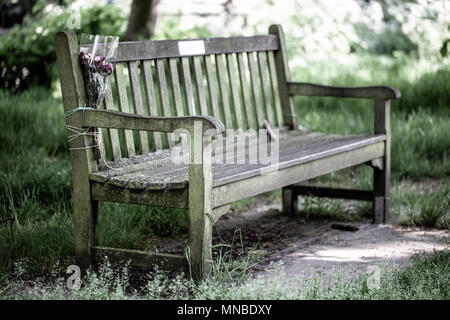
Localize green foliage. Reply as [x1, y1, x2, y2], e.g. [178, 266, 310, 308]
[2, 249, 449, 300]
[393, 183, 450, 229]
[153, 16, 213, 40]
[0, 4, 126, 91]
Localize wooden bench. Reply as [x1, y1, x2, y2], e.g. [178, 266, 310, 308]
[54, 25, 400, 280]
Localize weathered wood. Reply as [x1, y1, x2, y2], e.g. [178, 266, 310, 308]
[128, 61, 150, 154]
[287, 185, 373, 201]
[54, 31, 98, 272]
[226, 53, 244, 129]
[56, 28, 401, 281]
[204, 56, 220, 119]
[188, 121, 213, 280]
[237, 53, 255, 130]
[92, 246, 188, 273]
[373, 99, 391, 224]
[211, 204, 231, 222]
[169, 58, 185, 117]
[282, 187, 298, 216]
[370, 158, 384, 170]
[141, 59, 162, 150]
[216, 54, 233, 128]
[181, 57, 196, 116]
[267, 51, 284, 127]
[155, 59, 174, 148]
[212, 134, 386, 186]
[91, 181, 189, 209]
[91, 148, 174, 180]
[247, 52, 265, 128]
[72, 107, 225, 134]
[103, 77, 121, 160]
[114, 62, 136, 157]
[288, 82, 402, 100]
[193, 56, 209, 115]
[268, 25, 297, 129]
[204, 55, 221, 121]
[257, 51, 274, 126]
[212, 142, 385, 207]
[111, 35, 279, 62]
[89, 131, 385, 192]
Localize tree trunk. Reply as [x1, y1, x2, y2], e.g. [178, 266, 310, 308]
[125, 0, 159, 41]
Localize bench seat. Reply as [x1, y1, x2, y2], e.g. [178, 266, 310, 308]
[90, 131, 385, 208]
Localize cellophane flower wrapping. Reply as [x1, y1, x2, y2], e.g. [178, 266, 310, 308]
[79, 34, 119, 108]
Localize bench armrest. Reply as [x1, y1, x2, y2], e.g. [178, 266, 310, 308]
[287, 82, 401, 100]
[68, 108, 225, 136]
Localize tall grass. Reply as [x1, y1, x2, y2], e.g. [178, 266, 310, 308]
[2, 250, 449, 300]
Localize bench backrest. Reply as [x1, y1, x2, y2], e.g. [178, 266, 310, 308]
[56, 25, 297, 165]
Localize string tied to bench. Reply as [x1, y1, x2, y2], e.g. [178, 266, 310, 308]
[64, 106, 98, 151]
[64, 105, 90, 126]
[64, 106, 119, 171]
[65, 125, 99, 150]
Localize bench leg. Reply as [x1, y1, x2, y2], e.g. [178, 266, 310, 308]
[373, 163, 390, 224]
[282, 186, 298, 216]
[188, 206, 213, 281]
[74, 197, 98, 274]
[373, 99, 390, 224]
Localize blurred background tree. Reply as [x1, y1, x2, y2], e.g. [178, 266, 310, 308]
[125, 0, 159, 40]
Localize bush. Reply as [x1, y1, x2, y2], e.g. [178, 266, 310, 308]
[0, 4, 126, 91]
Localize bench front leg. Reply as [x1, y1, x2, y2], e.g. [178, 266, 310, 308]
[373, 99, 391, 224]
[74, 192, 98, 273]
[188, 121, 214, 280]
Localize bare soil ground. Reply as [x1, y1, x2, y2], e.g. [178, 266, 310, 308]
[148, 194, 449, 281]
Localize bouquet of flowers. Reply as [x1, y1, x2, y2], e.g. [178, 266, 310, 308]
[79, 34, 119, 108]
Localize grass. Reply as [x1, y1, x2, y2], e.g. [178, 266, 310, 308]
[0, 53, 449, 298]
[2, 249, 449, 300]
[393, 181, 450, 228]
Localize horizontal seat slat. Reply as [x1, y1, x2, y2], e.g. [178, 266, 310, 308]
[111, 35, 279, 62]
[90, 132, 385, 190]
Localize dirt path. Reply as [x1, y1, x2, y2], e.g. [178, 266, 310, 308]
[150, 196, 449, 281]
[220, 201, 449, 280]
[252, 215, 449, 279]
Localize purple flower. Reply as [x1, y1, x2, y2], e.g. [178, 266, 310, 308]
[98, 61, 113, 76]
[105, 63, 113, 75]
[80, 51, 90, 66]
[93, 54, 105, 68]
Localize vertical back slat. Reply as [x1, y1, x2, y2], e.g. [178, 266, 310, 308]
[114, 63, 135, 157]
[103, 77, 121, 160]
[269, 25, 297, 129]
[216, 54, 233, 128]
[181, 57, 196, 115]
[248, 52, 264, 128]
[267, 51, 284, 127]
[128, 61, 150, 154]
[204, 55, 221, 120]
[193, 56, 209, 115]
[155, 59, 174, 147]
[142, 59, 162, 150]
[169, 58, 184, 116]
[257, 51, 274, 126]
[226, 53, 244, 129]
[237, 53, 255, 130]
